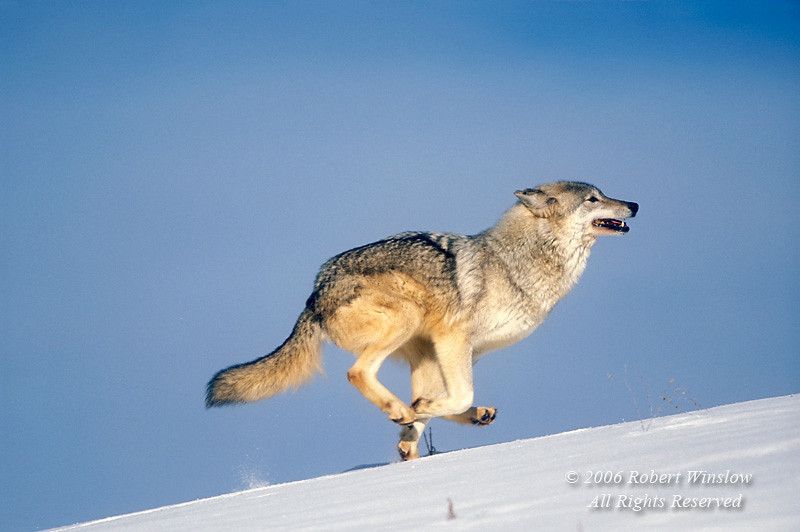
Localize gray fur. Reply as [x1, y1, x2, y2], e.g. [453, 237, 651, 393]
[206, 181, 638, 460]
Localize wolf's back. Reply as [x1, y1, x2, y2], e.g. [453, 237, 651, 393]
[206, 308, 322, 407]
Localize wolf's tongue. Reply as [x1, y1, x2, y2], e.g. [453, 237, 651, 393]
[593, 219, 629, 232]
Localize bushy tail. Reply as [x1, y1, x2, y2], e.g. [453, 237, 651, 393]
[206, 308, 323, 407]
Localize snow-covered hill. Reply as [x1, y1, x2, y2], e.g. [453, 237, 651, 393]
[56, 395, 799, 531]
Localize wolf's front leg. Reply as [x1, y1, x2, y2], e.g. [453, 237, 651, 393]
[398, 343, 452, 461]
[397, 420, 429, 461]
[444, 406, 497, 426]
[411, 332, 474, 418]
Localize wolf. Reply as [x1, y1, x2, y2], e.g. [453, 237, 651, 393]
[207, 181, 638, 460]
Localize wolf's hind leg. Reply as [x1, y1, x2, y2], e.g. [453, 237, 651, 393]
[347, 346, 416, 424]
[325, 286, 423, 424]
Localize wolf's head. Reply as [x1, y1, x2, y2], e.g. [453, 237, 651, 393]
[514, 181, 638, 237]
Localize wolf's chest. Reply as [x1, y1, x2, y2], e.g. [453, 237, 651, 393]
[471, 306, 540, 356]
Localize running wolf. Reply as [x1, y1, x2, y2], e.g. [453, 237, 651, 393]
[207, 181, 638, 460]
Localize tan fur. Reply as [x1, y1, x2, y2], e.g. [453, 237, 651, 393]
[206, 309, 322, 406]
[206, 181, 637, 460]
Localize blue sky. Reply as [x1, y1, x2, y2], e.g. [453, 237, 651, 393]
[2, 1, 798, 529]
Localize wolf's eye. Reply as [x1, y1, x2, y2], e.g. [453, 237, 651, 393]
[586, 196, 599, 203]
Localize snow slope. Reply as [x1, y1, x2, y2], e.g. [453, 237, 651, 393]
[56, 395, 799, 531]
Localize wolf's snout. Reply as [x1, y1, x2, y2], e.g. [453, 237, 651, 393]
[627, 202, 639, 217]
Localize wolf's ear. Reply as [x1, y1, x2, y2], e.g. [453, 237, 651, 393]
[515, 188, 557, 217]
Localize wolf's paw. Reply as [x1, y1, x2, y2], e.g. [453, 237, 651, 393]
[471, 407, 497, 426]
[386, 401, 416, 425]
[397, 440, 419, 461]
[411, 397, 434, 417]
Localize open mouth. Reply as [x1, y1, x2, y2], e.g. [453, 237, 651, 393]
[592, 218, 629, 233]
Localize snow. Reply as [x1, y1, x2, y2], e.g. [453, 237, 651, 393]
[55, 394, 800, 531]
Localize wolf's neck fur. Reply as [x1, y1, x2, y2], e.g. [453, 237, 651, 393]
[482, 203, 596, 304]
